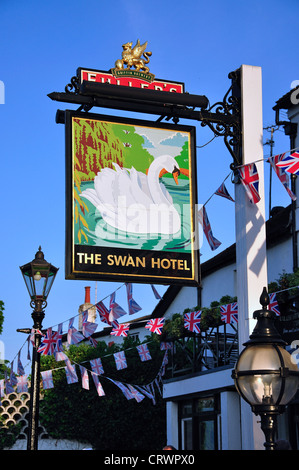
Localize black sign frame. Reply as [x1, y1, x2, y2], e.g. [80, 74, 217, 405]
[65, 110, 200, 285]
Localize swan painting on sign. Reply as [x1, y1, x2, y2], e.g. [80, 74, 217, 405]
[65, 111, 199, 285]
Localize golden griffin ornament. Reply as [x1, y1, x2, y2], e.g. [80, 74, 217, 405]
[114, 39, 152, 74]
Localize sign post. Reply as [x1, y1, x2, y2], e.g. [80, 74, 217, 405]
[235, 64, 268, 450]
[49, 40, 241, 291]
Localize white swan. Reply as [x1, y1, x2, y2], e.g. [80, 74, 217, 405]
[80, 155, 182, 235]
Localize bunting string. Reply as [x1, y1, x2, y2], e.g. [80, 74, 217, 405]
[3, 146, 299, 400]
[1, 338, 170, 405]
[1, 279, 299, 403]
[199, 146, 299, 251]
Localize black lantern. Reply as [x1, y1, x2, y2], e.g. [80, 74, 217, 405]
[20, 246, 58, 311]
[19, 247, 58, 450]
[232, 287, 299, 450]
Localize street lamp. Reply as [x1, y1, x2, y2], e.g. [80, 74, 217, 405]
[19, 247, 58, 450]
[232, 287, 299, 450]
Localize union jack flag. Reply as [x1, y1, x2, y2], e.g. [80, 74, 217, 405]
[79, 365, 89, 390]
[145, 317, 165, 335]
[17, 351, 25, 376]
[114, 351, 127, 370]
[82, 310, 98, 337]
[41, 370, 54, 389]
[276, 151, 299, 176]
[10, 366, 18, 386]
[126, 283, 142, 315]
[108, 378, 133, 400]
[37, 328, 57, 355]
[55, 350, 68, 361]
[91, 374, 105, 396]
[67, 317, 84, 345]
[151, 285, 161, 300]
[55, 323, 64, 352]
[4, 371, 14, 394]
[200, 206, 221, 251]
[90, 357, 104, 375]
[64, 360, 78, 384]
[220, 302, 238, 324]
[17, 375, 28, 393]
[137, 344, 152, 362]
[238, 163, 260, 204]
[215, 182, 234, 202]
[111, 323, 130, 337]
[89, 336, 98, 347]
[268, 154, 296, 201]
[30, 328, 44, 348]
[127, 384, 145, 403]
[96, 301, 111, 325]
[184, 310, 202, 333]
[268, 293, 280, 316]
[109, 292, 127, 324]
[135, 384, 154, 402]
[0, 379, 4, 398]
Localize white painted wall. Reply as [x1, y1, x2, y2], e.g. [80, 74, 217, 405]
[220, 391, 241, 450]
[267, 238, 294, 282]
[10, 438, 92, 450]
[201, 264, 236, 307]
[163, 286, 199, 318]
[164, 368, 233, 400]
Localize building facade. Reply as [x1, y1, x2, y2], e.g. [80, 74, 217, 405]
[157, 88, 299, 450]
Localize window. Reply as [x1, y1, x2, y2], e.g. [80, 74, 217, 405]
[179, 395, 219, 450]
[128, 332, 139, 342]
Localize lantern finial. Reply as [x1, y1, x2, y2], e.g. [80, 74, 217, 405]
[260, 287, 269, 309]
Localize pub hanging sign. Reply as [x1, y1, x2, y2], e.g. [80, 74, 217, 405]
[63, 40, 200, 285]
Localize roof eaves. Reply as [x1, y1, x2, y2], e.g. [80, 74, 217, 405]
[273, 86, 299, 111]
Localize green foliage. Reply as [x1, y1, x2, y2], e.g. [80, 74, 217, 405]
[200, 295, 236, 331]
[39, 338, 167, 450]
[174, 140, 189, 179]
[268, 268, 299, 298]
[161, 313, 186, 341]
[74, 119, 125, 181]
[0, 421, 21, 450]
[111, 124, 154, 173]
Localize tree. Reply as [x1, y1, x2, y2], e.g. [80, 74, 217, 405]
[39, 337, 167, 450]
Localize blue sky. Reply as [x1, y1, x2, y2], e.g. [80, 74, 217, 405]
[0, 0, 297, 364]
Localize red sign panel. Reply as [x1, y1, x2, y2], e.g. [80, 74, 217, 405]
[77, 67, 185, 94]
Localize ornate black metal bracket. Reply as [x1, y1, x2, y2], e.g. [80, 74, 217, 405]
[49, 69, 241, 168]
[65, 75, 80, 94]
[200, 70, 241, 169]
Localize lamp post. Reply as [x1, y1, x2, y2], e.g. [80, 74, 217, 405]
[19, 247, 58, 450]
[232, 287, 299, 450]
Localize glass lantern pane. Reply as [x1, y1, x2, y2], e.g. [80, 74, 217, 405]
[23, 272, 35, 299]
[44, 272, 56, 299]
[34, 276, 48, 299]
[277, 347, 299, 404]
[237, 374, 282, 405]
[236, 344, 282, 371]
[235, 344, 299, 406]
[32, 264, 50, 299]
